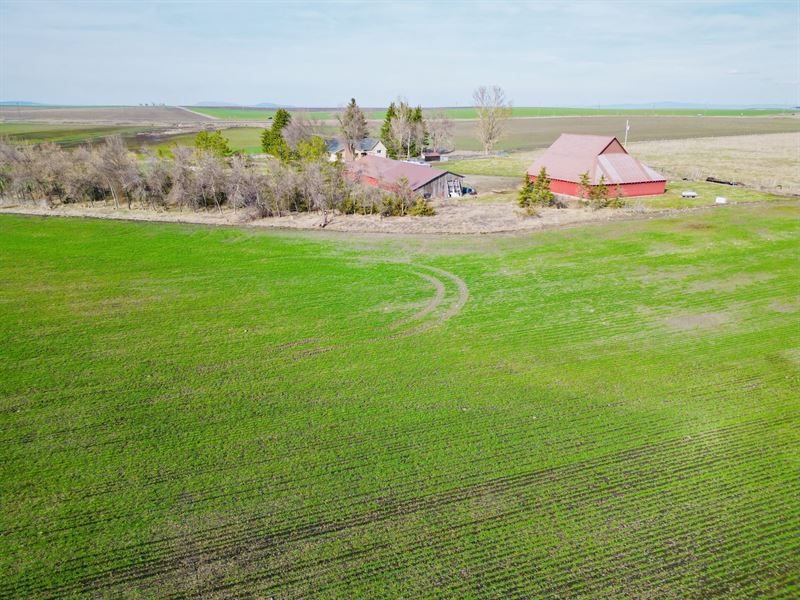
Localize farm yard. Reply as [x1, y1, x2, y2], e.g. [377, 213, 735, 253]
[1, 201, 798, 598]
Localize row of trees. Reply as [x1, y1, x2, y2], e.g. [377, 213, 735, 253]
[519, 167, 626, 212]
[254, 88, 509, 164]
[259, 100, 371, 163]
[260, 108, 328, 162]
[577, 173, 626, 208]
[377, 101, 456, 159]
[0, 137, 435, 221]
[518, 167, 558, 213]
[378, 88, 512, 158]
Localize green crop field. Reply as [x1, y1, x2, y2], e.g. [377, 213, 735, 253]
[148, 127, 266, 155]
[1, 205, 799, 598]
[185, 107, 342, 121]
[146, 125, 340, 156]
[0, 123, 146, 146]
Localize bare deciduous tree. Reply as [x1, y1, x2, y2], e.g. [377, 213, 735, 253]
[300, 160, 347, 226]
[281, 113, 320, 152]
[473, 85, 512, 155]
[194, 150, 226, 213]
[66, 146, 102, 205]
[425, 111, 454, 153]
[136, 150, 171, 210]
[92, 136, 139, 208]
[167, 146, 195, 211]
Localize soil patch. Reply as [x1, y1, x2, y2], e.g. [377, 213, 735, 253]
[664, 312, 732, 331]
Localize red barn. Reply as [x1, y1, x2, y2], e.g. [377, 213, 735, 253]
[528, 134, 666, 197]
[347, 155, 464, 198]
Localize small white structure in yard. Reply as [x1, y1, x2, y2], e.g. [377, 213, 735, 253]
[715, 197, 728, 204]
[681, 190, 698, 198]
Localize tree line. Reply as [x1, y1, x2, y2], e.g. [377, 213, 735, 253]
[0, 136, 436, 222]
[518, 167, 626, 214]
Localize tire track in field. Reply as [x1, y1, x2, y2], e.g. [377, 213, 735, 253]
[285, 264, 469, 352]
[387, 272, 446, 330]
[387, 265, 469, 338]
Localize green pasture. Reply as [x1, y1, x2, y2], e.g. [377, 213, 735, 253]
[1, 204, 798, 597]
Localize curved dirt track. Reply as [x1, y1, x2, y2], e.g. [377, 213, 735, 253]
[283, 264, 470, 356]
[388, 272, 446, 330]
[422, 265, 469, 323]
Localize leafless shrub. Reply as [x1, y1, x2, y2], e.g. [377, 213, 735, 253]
[135, 149, 172, 210]
[167, 146, 195, 211]
[194, 150, 227, 213]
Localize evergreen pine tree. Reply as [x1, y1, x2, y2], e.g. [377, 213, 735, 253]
[338, 98, 368, 158]
[578, 171, 592, 201]
[591, 175, 609, 208]
[518, 172, 535, 208]
[534, 166, 554, 206]
[261, 109, 292, 157]
[412, 105, 428, 154]
[380, 102, 398, 158]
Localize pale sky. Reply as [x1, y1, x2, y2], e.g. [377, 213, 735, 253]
[0, 0, 798, 107]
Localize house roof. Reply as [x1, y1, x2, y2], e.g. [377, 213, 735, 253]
[325, 137, 382, 154]
[348, 155, 461, 191]
[528, 134, 665, 185]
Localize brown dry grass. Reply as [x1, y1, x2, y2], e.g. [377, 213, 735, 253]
[629, 132, 800, 194]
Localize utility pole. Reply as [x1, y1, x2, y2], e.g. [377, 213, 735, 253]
[624, 119, 630, 145]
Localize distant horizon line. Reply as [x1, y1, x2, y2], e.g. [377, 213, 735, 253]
[1, 101, 797, 110]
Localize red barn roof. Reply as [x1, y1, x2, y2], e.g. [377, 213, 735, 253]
[348, 155, 462, 191]
[528, 134, 665, 185]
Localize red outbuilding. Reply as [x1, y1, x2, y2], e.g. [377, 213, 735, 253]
[528, 134, 666, 197]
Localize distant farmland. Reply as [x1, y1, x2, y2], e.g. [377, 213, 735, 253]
[3, 105, 798, 158]
[186, 105, 796, 122]
[452, 114, 800, 151]
[185, 107, 340, 121]
[0, 123, 151, 146]
[0, 105, 211, 124]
